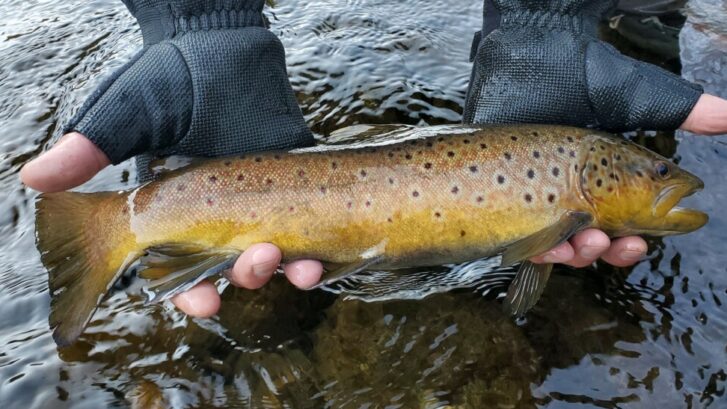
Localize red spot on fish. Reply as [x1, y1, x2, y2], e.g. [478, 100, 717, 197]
[298, 169, 306, 177]
[347, 201, 352, 209]
[206, 198, 214, 206]
[266, 178, 273, 185]
[320, 186, 327, 194]
[177, 184, 186, 192]
[289, 206, 295, 212]
[250, 211, 257, 218]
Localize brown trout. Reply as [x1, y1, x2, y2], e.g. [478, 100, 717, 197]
[35, 125, 707, 346]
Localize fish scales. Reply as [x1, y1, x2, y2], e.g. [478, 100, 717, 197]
[35, 124, 707, 345]
[130, 126, 581, 267]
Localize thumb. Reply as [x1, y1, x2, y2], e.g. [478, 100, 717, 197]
[20, 132, 110, 192]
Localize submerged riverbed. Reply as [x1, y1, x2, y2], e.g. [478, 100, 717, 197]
[1, 0, 726, 407]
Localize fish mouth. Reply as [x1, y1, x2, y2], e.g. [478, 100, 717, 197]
[652, 180, 708, 235]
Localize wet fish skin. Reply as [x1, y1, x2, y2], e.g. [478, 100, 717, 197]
[35, 124, 707, 345]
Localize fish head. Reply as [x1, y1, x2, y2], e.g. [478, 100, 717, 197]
[579, 134, 707, 237]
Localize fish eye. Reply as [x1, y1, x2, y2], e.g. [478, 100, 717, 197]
[655, 162, 670, 179]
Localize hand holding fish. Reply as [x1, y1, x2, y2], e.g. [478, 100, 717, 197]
[18, 0, 727, 339]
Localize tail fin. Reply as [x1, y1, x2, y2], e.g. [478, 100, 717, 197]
[35, 191, 137, 346]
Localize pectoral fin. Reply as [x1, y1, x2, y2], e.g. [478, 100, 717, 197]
[500, 211, 593, 266]
[138, 244, 239, 303]
[503, 261, 552, 317]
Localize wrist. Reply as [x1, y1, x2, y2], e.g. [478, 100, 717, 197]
[122, 0, 266, 46]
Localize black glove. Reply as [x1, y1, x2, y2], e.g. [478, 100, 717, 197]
[464, 0, 703, 132]
[64, 0, 313, 165]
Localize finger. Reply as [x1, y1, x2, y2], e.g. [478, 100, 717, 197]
[227, 243, 282, 289]
[20, 132, 110, 192]
[680, 94, 727, 135]
[170, 281, 221, 318]
[530, 241, 575, 264]
[283, 260, 324, 289]
[600, 236, 648, 267]
[565, 229, 611, 268]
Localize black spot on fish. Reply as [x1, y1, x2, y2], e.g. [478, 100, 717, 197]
[574, 164, 578, 171]
[388, 152, 394, 158]
[405, 154, 413, 160]
[438, 137, 445, 142]
[532, 131, 539, 137]
[435, 212, 441, 218]
[600, 145, 606, 151]
[424, 163, 432, 169]
[237, 174, 244, 181]
[266, 178, 273, 185]
[524, 194, 532, 203]
[480, 143, 487, 149]
[596, 179, 603, 187]
[387, 217, 393, 223]
[593, 164, 598, 171]
[447, 151, 455, 158]
[347, 202, 352, 209]
[552, 167, 560, 177]
[206, 198, 214, 206]
[609, 173, 616, 179]
[470, 165, 478, 173]
[548, 194, 556, 203]
[511, 136, 518, 141]
[558, 147, 565, 154]
[460, 230, 466, 237]
[332, 161, 339, 169]
[177, 184, 186, 192]
[615, 154, 621, 161]
[360, 170, 367, 177]
[590, 147, 596, 152]
[464, 139, 471, 144]
[504, 152, 512, 160]
[299, 169, 306, 177]
[209, 176, 218, 183]
[412, 191, 420, 197]
[410, 141, 418, 146]
[389, 177, 395, 185]
[569, 150, 576, 158]
[527, 169, 535, 179]
[533, 151, 540, 159]
[319, 186, 328, 194]
[567, 136, 574, 142]
[365, 201, 371, 207]
[426, 141, 433, 147]
[497, 175, 505, 184]
[636, 170, 643, 177]
[601, 158, 608, 166]
[451, 186, 459, 194]
[224, 161, 231, 167]
[255, 157, 262, 163]
[274, 155, 281, 160]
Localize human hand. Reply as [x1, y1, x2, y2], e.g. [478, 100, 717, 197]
[466, 0, 727, 268]
[21, 0, 322, 318]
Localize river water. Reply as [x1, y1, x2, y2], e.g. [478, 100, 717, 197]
[0, 0, 725, 407]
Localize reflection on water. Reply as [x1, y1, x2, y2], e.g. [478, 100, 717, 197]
[1, 0, 726, 407]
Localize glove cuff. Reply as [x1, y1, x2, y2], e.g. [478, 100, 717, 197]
[490, 0, 617, 35]
[122, 0, 266, 46]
